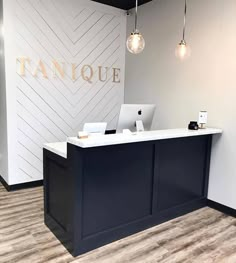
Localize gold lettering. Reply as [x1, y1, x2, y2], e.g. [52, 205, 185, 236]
[16, 57, 122, 82]
[81, 65, 93, 84]
[98, 66, 109, 82]
[112, 68, 121, 83]
[52, 60, 65, 79]
[33, 60, 48, 79]
[72, 63, 76, 81]
[17, 56, 30, 76]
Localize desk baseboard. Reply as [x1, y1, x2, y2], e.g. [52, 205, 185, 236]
[0, 175, 43, 192]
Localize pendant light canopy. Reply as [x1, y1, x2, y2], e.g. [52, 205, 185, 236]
[127, 0, 145, 54]
[175, 0, 191, 60]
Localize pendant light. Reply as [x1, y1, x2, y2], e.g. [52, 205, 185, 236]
[127, 0, 145, 54]
[175, 0, 191, 60]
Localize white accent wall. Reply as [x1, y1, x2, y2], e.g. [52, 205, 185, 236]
[125, 0, 236, 209]
[2, 0, 126, 185]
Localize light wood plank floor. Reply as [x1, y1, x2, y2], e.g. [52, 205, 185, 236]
[1, 183, 236, 263]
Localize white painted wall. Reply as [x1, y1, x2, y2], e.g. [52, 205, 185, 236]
[125, 0, 236, 209]
[2, 0, 127, 185]
[0, 0, 8, 182]
[3, 0, 18, 185]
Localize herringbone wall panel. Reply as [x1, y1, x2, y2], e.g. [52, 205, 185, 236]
[14, 0, 126, 182]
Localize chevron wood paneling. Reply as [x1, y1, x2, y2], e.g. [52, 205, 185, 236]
[14, 0, 126, 182]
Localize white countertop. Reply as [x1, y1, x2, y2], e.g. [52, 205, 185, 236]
[44, 142, 67, 159]
[44, 128, 222, 158]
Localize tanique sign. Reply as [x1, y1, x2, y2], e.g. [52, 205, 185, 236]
[16, 57, 121, 84]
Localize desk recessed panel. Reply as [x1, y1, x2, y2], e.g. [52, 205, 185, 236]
[156, 136, 208, 212]
[82, 143, 154, 238]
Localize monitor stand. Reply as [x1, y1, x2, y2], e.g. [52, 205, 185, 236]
[136, 120, 144, 133]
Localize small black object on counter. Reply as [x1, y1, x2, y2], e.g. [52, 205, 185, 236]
[188, 121, 199, 130]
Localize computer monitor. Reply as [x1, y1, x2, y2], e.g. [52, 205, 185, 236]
[116, 104, 156, 133]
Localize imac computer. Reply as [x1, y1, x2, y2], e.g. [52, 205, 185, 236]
[116, 104, 156, 133]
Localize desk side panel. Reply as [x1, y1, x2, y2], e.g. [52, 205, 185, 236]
[44, 149, 73, 254]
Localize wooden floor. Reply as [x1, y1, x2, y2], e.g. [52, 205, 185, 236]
[1, 184, 236, 263]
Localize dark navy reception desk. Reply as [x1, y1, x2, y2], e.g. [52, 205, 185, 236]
[43, 128, 222, 256]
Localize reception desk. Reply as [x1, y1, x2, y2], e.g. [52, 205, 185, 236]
[43, 128, 222, 256]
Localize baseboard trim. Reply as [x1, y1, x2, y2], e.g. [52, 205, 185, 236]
[0, 175, 9, 191]
[207, 199, 236, 217]
[0, 175, 43, 192]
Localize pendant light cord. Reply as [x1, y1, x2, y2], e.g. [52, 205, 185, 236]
[135, 0, 138, 32]
[183, 0, 187, 41]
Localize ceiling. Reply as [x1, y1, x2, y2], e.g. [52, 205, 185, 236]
[92, 0, 152, 10]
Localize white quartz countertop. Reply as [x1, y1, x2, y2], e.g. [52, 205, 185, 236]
[44, 142, 67, 159]
[44, 128, 222, 158]
[68, 128, 222, 149]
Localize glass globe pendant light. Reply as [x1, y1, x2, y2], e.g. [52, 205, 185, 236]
[175, 0, 191, 60]
[127, 0, 145, 54]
